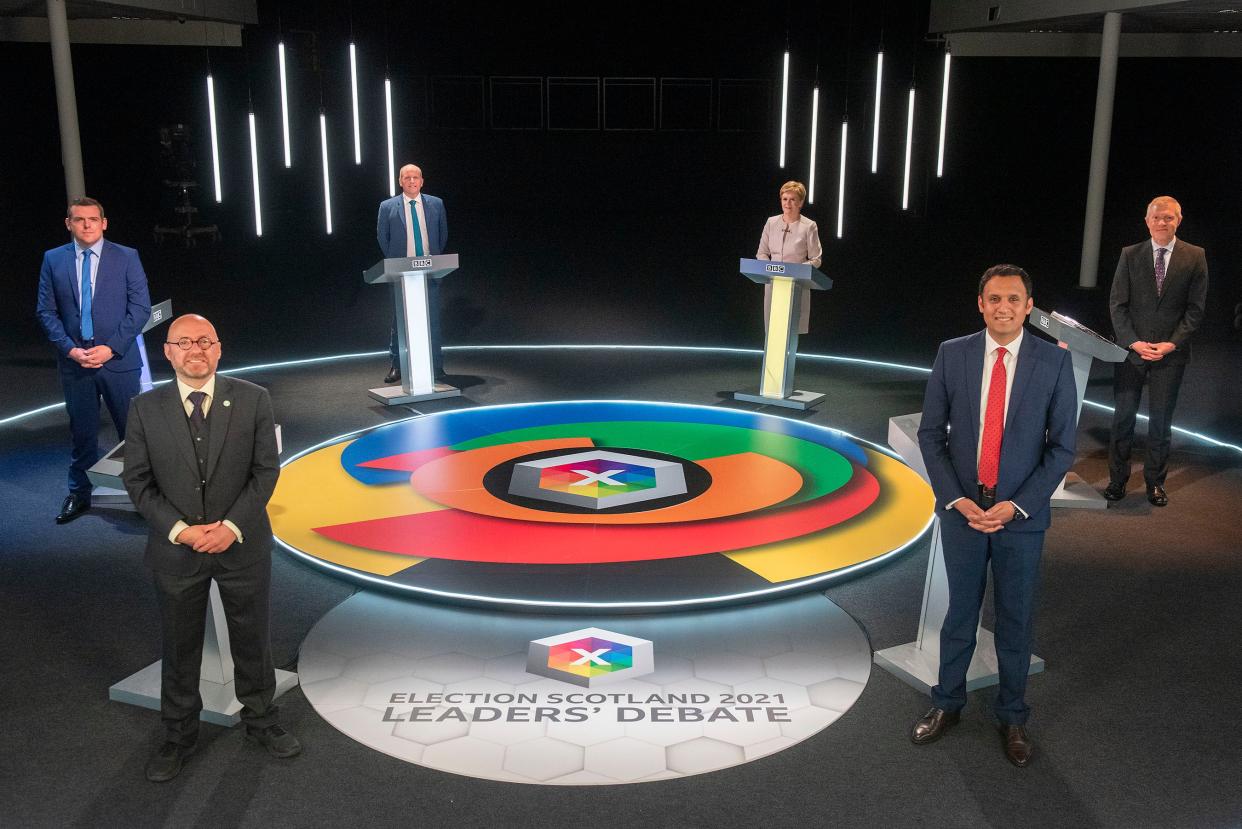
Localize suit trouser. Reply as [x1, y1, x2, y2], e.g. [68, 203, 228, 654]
[1109, 355, 1188, 487]
[153, 555, 278, 745]
[59, 360, 140, 494]
[388, 280, 443, 375]
[931, 520, 1044, 725]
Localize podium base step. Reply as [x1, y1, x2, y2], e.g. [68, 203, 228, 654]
[733, 388, 824, 410]
[367, 383, 461, 406]
[1052, 472, 1110, 510]
[88, 486, 132, 506]
[109, 662, 300, 728]
[873, 629, 1044, 694]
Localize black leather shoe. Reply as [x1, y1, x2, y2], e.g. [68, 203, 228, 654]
[384, 364, 401, 384]
[1000, 724, 1034, 767]
[246, 724, 302, 758]
[1147, 485, 1168, 507]
[1103, 481, 1126, 502]
[911, 707, 960, 744]
[146, 741, 193, 782]
[56, 493, 91, 524]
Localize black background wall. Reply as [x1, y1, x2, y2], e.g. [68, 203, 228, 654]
[2, 1, 1238, 414]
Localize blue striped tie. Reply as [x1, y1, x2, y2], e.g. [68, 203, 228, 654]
[80, 249, 94, 341]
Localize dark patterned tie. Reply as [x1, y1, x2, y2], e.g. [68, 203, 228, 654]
[1155, 247, 1167, 297]
[188, 391, 207, 430]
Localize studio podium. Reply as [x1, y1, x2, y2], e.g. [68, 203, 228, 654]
[1031, 307, 1128, 509]
[733, 258, 832, 410]
[365, 253, 460, 405]
[873, 413, 1043, 694]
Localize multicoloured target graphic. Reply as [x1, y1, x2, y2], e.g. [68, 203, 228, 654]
[269, 401, 934, 609]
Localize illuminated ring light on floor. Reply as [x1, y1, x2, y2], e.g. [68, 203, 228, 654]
[270, 400, 936, 610]
[2, 345, 1238, 458]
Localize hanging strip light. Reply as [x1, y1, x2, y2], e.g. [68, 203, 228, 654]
[384, 78, 396, 196]
[278, 42, 292, 167]
[320, 112, 333, 234]
[936, 48, 951, 178]
[837, 119, 848, 238]
[248, 111, 262, 236]
[350, 42, 362, 165]
[902, 86, 915, 210]
[206, 74, 222, 202]
[871, 50, 883, 173]
[779, 50, 790, 168]
[807, 87, 820, 204]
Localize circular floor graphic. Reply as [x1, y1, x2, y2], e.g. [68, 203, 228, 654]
[299, 591, 872, 784]
[270, 401, 934, 609]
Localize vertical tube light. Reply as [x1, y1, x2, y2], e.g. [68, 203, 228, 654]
[779, 50, 790, 168]
[871, 50, 883, 173]
[248, 111, 262, 236]
[385, 78, 396, 196]
[320, 112, 333, 234]
[350, 42, 362, 164]
[936, 49, 952, 178]
[278, 42, 292, 167]
[807, 87, 820, 204]
[902, 87, 915, 210]
[206, 74, 222, 202]
[836, 119, 848, 238]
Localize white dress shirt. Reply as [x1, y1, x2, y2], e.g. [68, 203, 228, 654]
[405, 195, 431, 257]
[72, 238, 104, 305]
[1151, 236, 1176, 270]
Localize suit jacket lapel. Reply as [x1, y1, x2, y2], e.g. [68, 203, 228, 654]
[161, 384, 200, 478]
[204, 376, 232, 482]
[59, 244, 82, 316]
[1005, 333, 1036, 431]
[965, 331, 985, 454]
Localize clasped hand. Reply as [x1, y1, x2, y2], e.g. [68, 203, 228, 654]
[1130, 341, 1175, 362]
[954, 499, 1015, 534]
[68, 344, 114, 369]
[175, 521, 237, 554]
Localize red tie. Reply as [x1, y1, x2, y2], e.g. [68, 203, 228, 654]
[978, 346, 1008, 489]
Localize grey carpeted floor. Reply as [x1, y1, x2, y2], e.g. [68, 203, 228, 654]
[1, 348, 1239, 828]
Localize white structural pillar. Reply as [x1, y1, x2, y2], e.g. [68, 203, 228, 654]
[47, 0, 85, 201]
[1078, 11, 1122, 289]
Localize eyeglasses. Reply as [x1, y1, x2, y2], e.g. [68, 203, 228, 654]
[166, 337, 221, 351]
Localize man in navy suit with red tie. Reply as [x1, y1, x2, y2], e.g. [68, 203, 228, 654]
[1105, 196, 1209, 507]
[36, 197, 151, 523]
[912, 265, 1078, 767]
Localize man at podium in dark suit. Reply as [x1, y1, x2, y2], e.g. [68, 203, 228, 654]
[36, 197, 151, 524]
[913, 265, 1078, 767]
[1105, 196, 1208, 507]
[377, 163, 448, 383]
[122, 314, 300, 782]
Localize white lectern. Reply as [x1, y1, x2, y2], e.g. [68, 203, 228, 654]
[366, 254, 461, 405]
[1031, 308, 1128, 509]
[733, 258, 833, 410]
[873, 413, 1044, 694]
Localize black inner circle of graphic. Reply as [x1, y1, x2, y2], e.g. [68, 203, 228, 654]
[482, 446, 712, 515]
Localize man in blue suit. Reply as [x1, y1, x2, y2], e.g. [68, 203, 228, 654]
[912, 265, 1078, 767]
[377, 163, 448, 383]
[36, 197, 151, 523]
